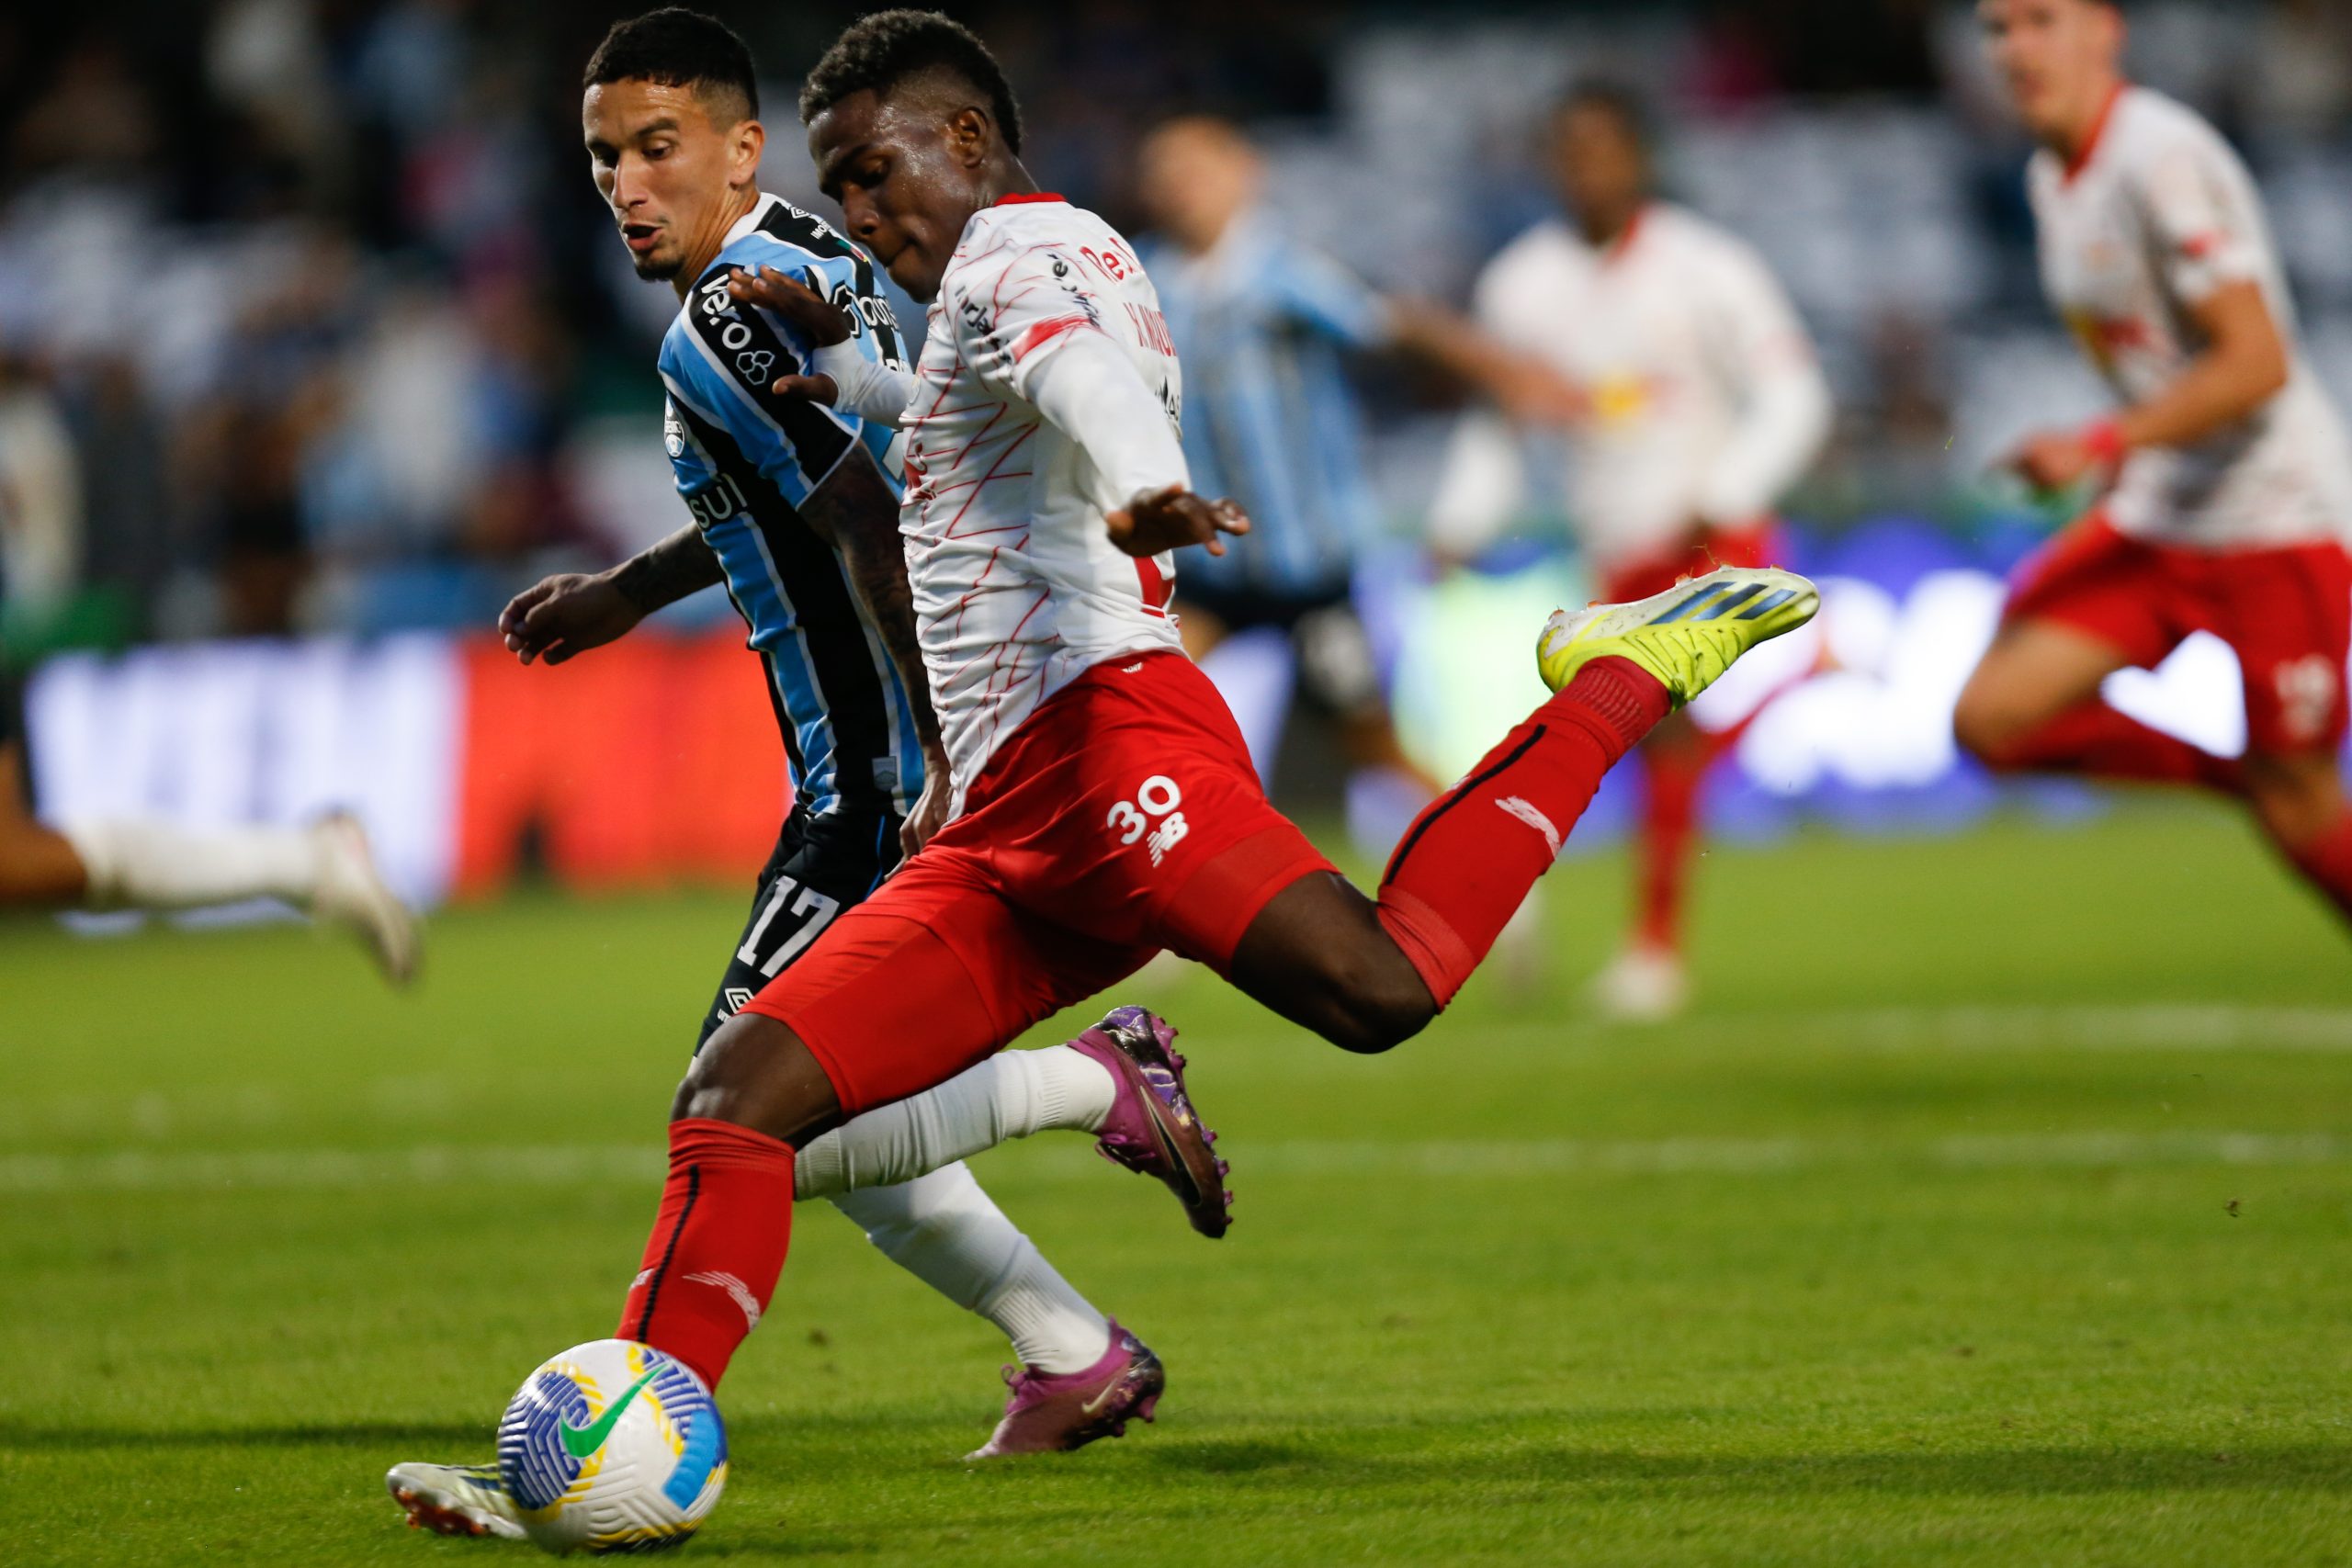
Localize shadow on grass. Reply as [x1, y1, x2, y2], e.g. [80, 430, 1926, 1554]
[11, 1419, 2347, 1505]
[0, 1421, 489, 1452]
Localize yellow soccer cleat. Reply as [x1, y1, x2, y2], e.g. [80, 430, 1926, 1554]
[1537, 567, 1819, 708]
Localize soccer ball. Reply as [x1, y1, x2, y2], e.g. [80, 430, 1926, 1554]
[496, 1338, 728, 1555]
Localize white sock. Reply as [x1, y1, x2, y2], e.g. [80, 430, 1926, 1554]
[61, 818, 323, 912]
[829, 1164, 1113, 1375]
[793, 1045, 1116, 1200]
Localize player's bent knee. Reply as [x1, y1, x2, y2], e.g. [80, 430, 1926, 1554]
[672, 1011, 846, 1146]
[1951, 689, 2029, 768]
[1317, 955, 1437, 1055]
[2244, 758, 2345, 852]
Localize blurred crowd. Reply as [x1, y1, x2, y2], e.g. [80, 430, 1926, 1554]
[0, 0, 2347, 656]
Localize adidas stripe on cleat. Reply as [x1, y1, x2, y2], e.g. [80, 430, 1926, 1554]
[1536, 567, 1819, 709]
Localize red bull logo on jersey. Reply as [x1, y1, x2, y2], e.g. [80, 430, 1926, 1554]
[2064, 309, 2159, 372]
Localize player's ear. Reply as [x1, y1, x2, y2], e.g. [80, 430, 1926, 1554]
[945, 106, 990, 168]
[731, 118, 766, 186]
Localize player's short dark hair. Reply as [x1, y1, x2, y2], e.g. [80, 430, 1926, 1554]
[584, 8, 759, 121]
[798, 9, 1023, 155]
[1554, 76, 1653, 153]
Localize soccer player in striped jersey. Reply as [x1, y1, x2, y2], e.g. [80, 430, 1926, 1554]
[386, 15, 1227, 1530]
[1955, 0, 2352, 931]
[1134, 116, 1577, 842]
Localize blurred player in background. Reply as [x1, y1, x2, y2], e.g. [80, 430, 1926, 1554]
[387, 17, 1227, 1530]
[1134, 117, 1582, 852]
[647, 8, 1813, 1434]
[1955, 0, 2352, 931]
[1431, 81, 1832, 1020]
[0, 596, 416, 982]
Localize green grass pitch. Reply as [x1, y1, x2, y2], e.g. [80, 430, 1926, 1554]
[5, 805, 2351, 1565]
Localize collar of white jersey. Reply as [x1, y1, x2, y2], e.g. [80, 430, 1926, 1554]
[722, 191, 786, 250]
[2061, 83, 2132, 185]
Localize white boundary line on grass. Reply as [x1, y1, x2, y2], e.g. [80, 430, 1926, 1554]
[3, 1129, 2346, 1195]
[13, 1006, 2352, 1148]
[1810, 1006, 2352, 1054]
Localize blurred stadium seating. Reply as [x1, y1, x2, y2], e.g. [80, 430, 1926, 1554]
[3, 0, 2347, 899]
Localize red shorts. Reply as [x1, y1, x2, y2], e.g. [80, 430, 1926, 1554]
[742, 651, 1338, 1113]
[2005, 513, 2352, 756]
[1600, 522, 1783, 606]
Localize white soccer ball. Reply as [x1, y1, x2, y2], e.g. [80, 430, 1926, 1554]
[496, 1338, 729, 1555]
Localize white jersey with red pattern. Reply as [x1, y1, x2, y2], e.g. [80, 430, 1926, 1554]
[2030, 85, 2352, 548]
[1430, 203, 1830, 574]
[901, 194, 1189, 802]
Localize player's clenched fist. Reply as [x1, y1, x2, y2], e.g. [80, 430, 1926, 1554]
[498, 573, 644, 667]
[1104, 485, 1251, 558]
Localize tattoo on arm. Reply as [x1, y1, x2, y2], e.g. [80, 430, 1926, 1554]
[610, 525, 724, 615]
[802, 449, 945, 753]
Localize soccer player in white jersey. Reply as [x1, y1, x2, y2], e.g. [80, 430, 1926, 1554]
[581, 8, 1814, 1439]
[582, 8, 1796, 1448]
[1431, 81, 1832, 1019]
[0, 601, 416, 982]
[1954, 0, 2352, 929]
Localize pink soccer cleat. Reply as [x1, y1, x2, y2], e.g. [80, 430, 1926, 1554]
[965, 1321, 1166, 1460]
[1067, 1005, 1232, 1238]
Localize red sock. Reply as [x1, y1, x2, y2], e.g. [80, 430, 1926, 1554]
[1635, 740, 1707, 953]
[616, 1118, 797, 1391]
[1377, 658, 1668, 1005]
[1983, 701, 2245, 795]
[2283, 810, 2352, 927]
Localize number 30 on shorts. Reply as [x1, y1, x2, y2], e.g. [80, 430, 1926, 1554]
[1106, 774, 1191, 867]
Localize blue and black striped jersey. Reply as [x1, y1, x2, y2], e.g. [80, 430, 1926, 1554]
[1142, 209, 1391, 601]
[658, 193, 923, 818]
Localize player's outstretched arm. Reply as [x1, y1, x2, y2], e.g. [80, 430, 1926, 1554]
[798, 446, 955, 852]
[2010, 280, 2290, 493]
[1384, 299, 1587, 427]
[498, 526, 722, 667]
[1014, 329, 1250, 558]
[726, 265, 919, 428]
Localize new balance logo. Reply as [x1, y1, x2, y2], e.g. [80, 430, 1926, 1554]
[1496, 795, 1562, 857]
[2277, 654, 2338, 743]
[684, 1270, 763, 1331]
[1147, 812, 1190, 866]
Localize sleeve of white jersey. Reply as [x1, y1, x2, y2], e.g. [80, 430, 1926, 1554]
[952, 243, 1188, 513]
[1425, 258, 1532, 556]
[2133, 130, 2266, 305]
[1023, 333, 1190, 515]
[956, 244, 1118, 402]
[1692, 240, 1832, 527]
[1428, 412, 1528, 558]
